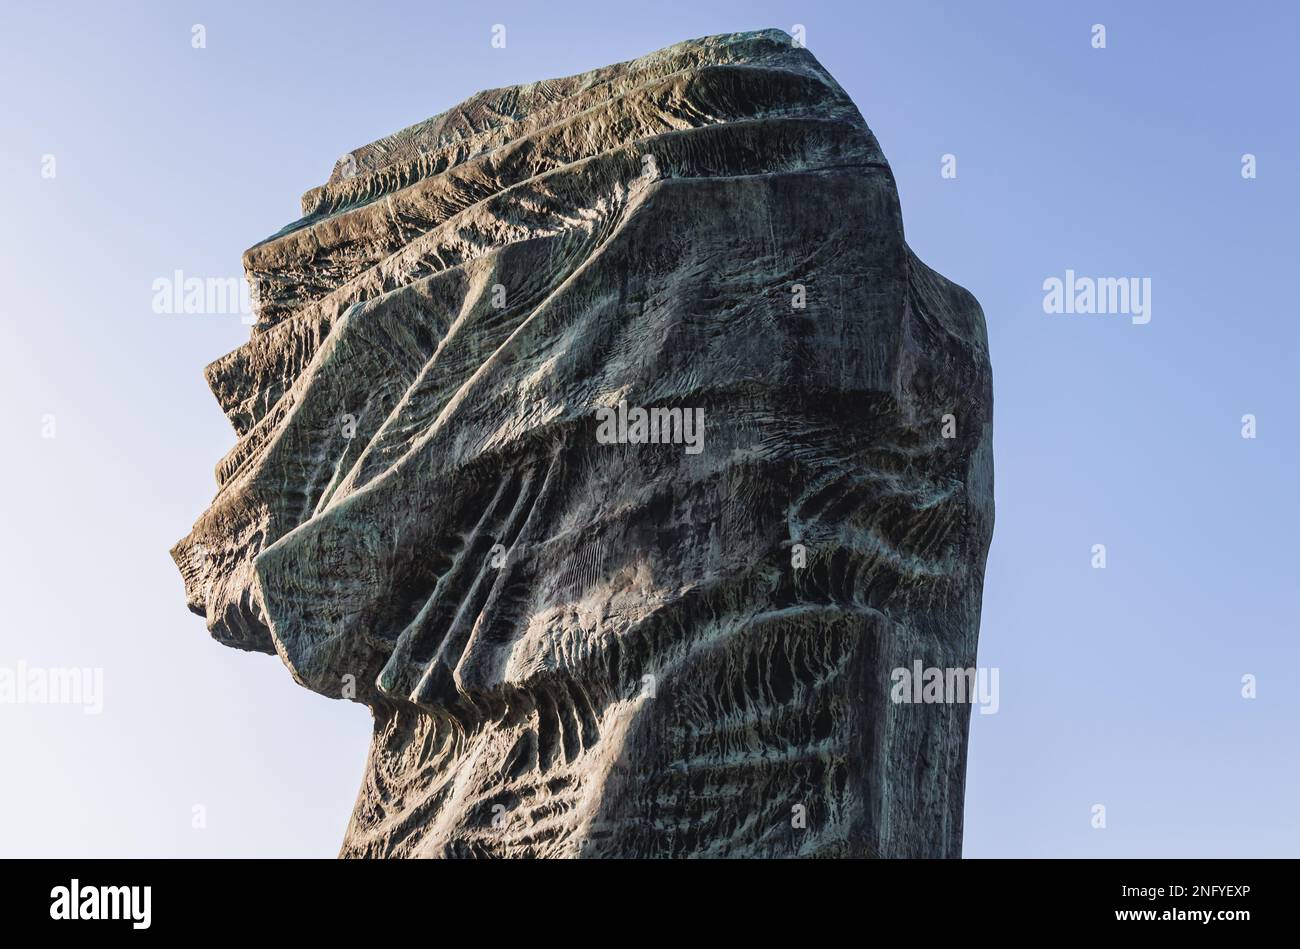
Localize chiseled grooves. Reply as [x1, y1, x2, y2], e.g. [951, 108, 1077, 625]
[172, 29, 994, 859]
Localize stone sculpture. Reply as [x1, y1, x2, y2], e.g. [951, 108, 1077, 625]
[173, 29, 994, 857]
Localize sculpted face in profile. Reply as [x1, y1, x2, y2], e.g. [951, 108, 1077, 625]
[172, 30, 993, 858]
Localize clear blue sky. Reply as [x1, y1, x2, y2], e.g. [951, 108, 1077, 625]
[1, 0, 1295, 857]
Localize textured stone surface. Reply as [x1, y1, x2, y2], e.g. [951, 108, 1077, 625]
[172, 29, 993, 858]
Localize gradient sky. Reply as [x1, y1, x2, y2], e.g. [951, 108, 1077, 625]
[1, 0, 1295, 857]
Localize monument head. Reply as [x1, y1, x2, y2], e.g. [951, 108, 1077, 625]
[173, 29, 993, 858]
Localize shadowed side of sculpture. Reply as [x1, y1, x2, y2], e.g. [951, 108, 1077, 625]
[172, 29, 993, 858]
